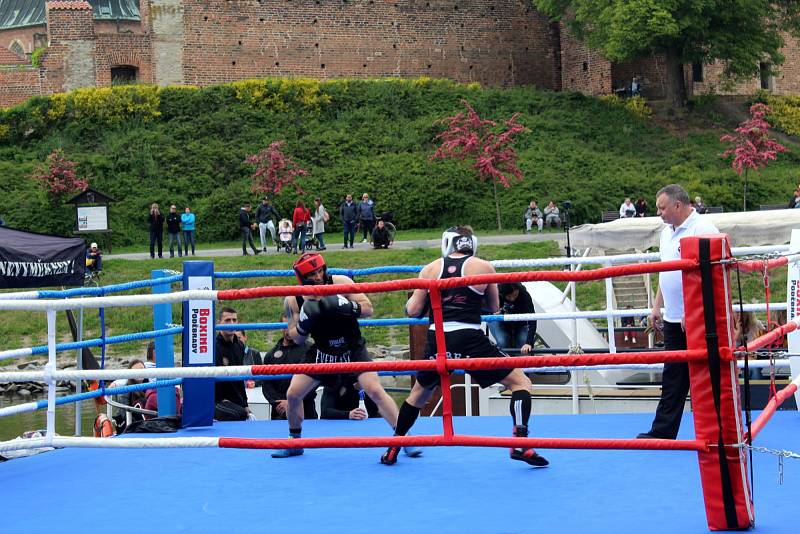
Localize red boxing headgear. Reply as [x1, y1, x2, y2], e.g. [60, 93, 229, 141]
[293, 253, 327, 284]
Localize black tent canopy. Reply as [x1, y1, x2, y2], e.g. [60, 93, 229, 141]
[0, 226, 86, 289]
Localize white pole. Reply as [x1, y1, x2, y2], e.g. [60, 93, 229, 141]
[570, 262, 580, 414]
[74, 308, 83, 436]
[45, 309, 57, 445]
[605, 262, 617, 354]
[464, 373, 473, 416]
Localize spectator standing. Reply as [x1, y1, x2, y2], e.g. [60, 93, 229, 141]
[147, 203, 164, 259]
[524, 201, 543, 233]
[635, 196, 648, 217]
[181, 207, 196, 256]
[544, 201, 561, 229]
[339, 194, 358, 248]
[637, 184, 719, 440]
[214, 307, 252, 421]
[372, 219, 392, 249]
[619, 197, 636, 218]
[86, 242, 103, 272]
[261, 317, 318, 420]
[291, 200, 311, 254]
[255, 197, 281, 252]
[311, 198, 328, 251]
[166, 204, 183, 258]
[321, 381, 379, 420]
[694, 196, 707, 214]
[239, 203, 260, 256]
[357, 193, 376, 244]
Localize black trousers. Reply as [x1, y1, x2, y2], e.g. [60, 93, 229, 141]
[149, 230, 163, 258]
[647, 321, 689, 439]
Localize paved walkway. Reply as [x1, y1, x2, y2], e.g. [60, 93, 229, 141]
[106, 231, 566, 261]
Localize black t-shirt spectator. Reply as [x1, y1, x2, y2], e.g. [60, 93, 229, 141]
[215, 333, 249, 409]
[372, 226, 391, 248]
[498, 286, 537, 346]
[261, 338, 317, 420]
[320, 383, 379, 419]
[166, 212, 181, 234]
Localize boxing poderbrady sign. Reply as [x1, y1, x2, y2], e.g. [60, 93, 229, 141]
[186, 274, 214, 365]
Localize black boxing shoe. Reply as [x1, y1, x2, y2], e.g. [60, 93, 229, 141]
[510, 425, 549, 467]
[380, 446, 401, 465]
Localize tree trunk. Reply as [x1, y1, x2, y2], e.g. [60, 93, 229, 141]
[492, 178, 502, 231]
[743, 168, 748, 212]
[664, 46, 687, 109]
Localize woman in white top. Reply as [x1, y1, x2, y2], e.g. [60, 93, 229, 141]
[311, 198, 328, 251]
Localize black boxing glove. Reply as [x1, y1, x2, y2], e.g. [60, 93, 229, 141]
[297, 299, 323, 335]
[318, 294, 362, 318]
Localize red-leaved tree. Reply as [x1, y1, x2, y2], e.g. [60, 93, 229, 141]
[720, 103, 787, 211]
[430, 100, 529, 230]
[32, 149, 88, 202]
[245, 141, 308, 195]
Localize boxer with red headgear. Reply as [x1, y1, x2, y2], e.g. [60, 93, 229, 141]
[272, 253, 420, 460]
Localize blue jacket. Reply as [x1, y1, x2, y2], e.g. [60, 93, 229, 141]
[181, 212, 196, 231]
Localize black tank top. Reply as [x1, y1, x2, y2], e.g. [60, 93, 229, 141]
[295, 276, 363, 352]
[430, 255, 483, 325]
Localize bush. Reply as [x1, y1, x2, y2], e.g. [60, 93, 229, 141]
[0, 78, 796, 245]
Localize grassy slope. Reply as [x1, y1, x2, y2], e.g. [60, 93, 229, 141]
[0, 80, 797, 247]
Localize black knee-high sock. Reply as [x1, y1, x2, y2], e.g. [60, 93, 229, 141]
[394, 401, 421, 436]
[509, 390, 531, 428]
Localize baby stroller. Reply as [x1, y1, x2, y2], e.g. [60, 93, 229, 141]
[276, 219, 294, 253]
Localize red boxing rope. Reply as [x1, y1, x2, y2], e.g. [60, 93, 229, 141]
[734, 256, 789, 274]
[743, 320, 798, 353]
[249, 349, 712, 377]
[219, 435, 710, 452]
[748, 381, 799, 442]
[216, 259, 697, 300]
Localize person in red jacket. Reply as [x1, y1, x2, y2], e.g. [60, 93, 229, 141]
[291, 200, 311, 254]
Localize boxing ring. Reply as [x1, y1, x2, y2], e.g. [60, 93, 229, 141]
[1, 234, 799, 533]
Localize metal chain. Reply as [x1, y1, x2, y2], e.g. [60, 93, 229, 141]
[734, 444, 800, 485]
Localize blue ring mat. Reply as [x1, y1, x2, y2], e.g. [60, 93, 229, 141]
[1, 411, 797, 534]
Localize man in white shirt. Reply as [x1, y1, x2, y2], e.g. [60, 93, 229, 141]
[619, 197, 636, 218]
[637, 184, 719, 440]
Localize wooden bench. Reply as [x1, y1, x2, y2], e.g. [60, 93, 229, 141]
[601, 210, 620, 223]
[704, 206, 723, 214]
[760, 203, 788, 211]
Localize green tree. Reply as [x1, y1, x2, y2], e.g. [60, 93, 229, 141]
[533, 0, 800, 107]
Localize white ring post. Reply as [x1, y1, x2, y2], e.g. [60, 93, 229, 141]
[787, 229, 800, 410]
[75, 307, 83, 436]
[45, 309, 57, 445]
[604, 262, 617, 354]
[570, 262, 580, 414]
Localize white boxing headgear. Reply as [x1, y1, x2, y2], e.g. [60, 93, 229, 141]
[441, 227, 478, 257]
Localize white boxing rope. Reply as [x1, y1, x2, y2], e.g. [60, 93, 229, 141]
[0, 289, 217, 312]
[0, 436, 221, 454]
[0, 291, 39, 301]
[491, 244, 790, 269]
[0, 364, 255, 383]
[0, 401, 40, 418]
[1, 358, 793, 385]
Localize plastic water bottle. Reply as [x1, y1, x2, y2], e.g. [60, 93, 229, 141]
[358, 390, 368, 420]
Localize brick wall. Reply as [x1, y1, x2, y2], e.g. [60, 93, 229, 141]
[559, 23, 610, 95]
[95, 34, 154, 85]
[612, 56, 667, 98]
[0, 68, 41, 108]
[175, 0, 557, 89]
[46, 4, 94, 42]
